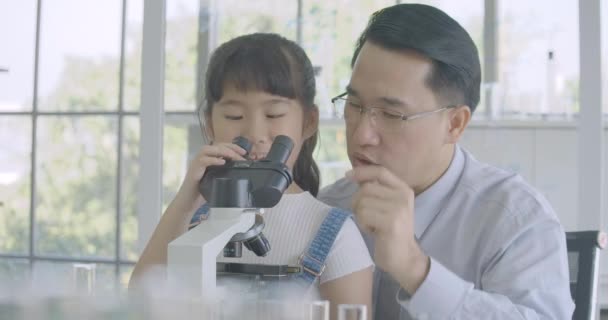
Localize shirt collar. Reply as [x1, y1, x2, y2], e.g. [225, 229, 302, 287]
[414, 145, 465, 239]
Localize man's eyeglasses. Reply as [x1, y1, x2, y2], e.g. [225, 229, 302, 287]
[331, 92, 456, 133]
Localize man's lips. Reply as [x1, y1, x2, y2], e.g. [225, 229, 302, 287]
[352, 152, 377, 166]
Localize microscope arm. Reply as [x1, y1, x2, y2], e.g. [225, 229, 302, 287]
[167, 209, 255, 301]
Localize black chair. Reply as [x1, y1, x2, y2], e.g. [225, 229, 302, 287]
[566, 230, 606, 320]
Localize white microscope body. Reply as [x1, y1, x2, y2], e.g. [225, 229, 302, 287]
[167, 208, 255, 301]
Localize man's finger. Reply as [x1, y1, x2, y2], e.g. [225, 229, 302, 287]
[353, 199, 394, 234]
[346, 165, 403, 188]
[357, 182, 395, 200]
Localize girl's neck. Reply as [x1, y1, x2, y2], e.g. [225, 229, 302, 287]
[284, 182, 305, 194]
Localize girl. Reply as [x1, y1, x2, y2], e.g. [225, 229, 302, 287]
[130, 33, 373, 318]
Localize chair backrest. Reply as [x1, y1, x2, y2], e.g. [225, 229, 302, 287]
[566, 230, 607, 320]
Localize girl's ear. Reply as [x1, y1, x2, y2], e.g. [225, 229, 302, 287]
[303, 105, 319, 139]
[203, 114, 215, 144]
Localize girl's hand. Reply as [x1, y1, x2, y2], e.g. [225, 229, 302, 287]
[173, 142, 247, 211]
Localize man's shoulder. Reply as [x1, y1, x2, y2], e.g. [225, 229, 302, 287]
[317, 177, 358, 210]
[458, 148, 557, 222]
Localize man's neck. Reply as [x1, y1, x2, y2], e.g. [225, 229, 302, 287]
[413, 144, 456, 196]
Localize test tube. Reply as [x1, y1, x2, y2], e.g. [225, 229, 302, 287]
[412, 312, 430, 320]
[72, 263, 96, 294]
[308, 300, 329, 320]
[337, 304, 367, 320]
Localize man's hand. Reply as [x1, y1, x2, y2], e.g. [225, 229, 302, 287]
[347, 165, 430, 294]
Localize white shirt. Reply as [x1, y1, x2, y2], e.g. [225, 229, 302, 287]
[318, 145, 574, 319]
[216, 191, 373, 297]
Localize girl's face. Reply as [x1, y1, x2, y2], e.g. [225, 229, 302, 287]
[207, 85, 318, 170]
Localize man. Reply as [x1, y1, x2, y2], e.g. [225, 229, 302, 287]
[318, 4, 573, 319]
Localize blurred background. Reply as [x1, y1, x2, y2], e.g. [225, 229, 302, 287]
[0, 0, 606, 311]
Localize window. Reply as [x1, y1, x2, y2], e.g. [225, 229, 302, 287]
[498, 0, 579, 118]
[0, 0, 143, 291]
[0, 0, 36, 112]
[301, 0, 396, 118]
[161, 0, 200, 211]
[164, 0, 199, 112]
[35, 116, 118, 258]
[217, 0, 298, 44]
[603, 0, 608, 115]
[0, 117, 31, 255]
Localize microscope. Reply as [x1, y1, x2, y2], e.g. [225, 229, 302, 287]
[167, 135, 294, 302]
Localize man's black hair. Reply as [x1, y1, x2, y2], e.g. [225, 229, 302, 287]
[352, 4, 481, 112]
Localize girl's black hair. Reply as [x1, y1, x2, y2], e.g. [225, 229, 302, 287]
[202, 33, 320, 196]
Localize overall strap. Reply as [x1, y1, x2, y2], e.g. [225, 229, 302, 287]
[188, 203, 210, 230]
[296, 207, 351, 285]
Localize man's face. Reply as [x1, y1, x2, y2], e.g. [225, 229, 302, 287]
[346, 41, 454, 193]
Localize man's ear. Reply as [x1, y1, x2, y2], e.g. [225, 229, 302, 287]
[445, 105, 471, 144]
[303, 105, 320, 139]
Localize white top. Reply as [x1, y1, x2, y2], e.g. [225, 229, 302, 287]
[319, 145, 573, 320]
[217, 191, 373, 288]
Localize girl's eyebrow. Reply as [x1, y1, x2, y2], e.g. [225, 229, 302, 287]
[216, 99, 245, 107]
[263, 97, 291, 105]
[216, 97, 292, 108]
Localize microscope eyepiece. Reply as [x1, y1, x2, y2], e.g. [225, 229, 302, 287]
[265, 135, 293, 164]
[232, 136, 252, 155]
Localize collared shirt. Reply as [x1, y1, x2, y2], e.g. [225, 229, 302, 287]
[318, 145, 574, 319]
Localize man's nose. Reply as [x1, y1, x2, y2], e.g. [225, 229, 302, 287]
[363, 108, 380, 127]
[351, 110, 380, 146]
